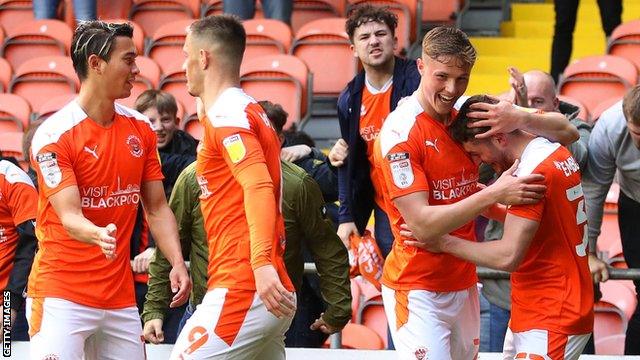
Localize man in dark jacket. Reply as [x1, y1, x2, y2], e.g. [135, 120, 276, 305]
[330, 4, 421, 256]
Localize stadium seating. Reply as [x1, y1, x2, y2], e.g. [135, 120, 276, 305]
[182, 116, 202, 140]
[159, 60, 192, 119]
[129, 0, 198, 40]
[558, 55, 637, 115]
[1, 19, 72, 71]
[557, 95, 589, 123]
[0, 0, 34, 33]
[607, 19, 640, 71]
[593, 303, 626, 341]
[324, 323, 385, 350]
[348, 0, 412, 54]
[0, 57, 12, 92]
[291, 0, 344, 34]
[104, 18, 146, 54]
[9, 55, 78, 111]
[596, 334, 626, 355]
[0, 93, 30, 131]
[243, 18, 292, 59]
[97, 0, 133, 19]
[146, 19, 193, 73]
[291, 17, 356, 96]
[0, 131, 24, 161]
[201, 0, 223, 17]
[240, 54, 311, 127]
[590, 96, 622, 124]
[601, 279, 638, 321]
[421, 0, 460, 24]
[35, 93, 76, 121]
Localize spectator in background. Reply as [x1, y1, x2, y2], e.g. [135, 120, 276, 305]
[224, 0, 292, 25]
[550, 0, 622, 82]
[135, 90, 197, 200]
[584, 85, 640, 355]
[144, 159, 351, 348]
[33, 0, 96, 21]
[0, 159, 38, 342]
[331, 4, 420, 257]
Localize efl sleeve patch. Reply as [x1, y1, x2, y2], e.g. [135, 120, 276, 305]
[222, 134, 247, 164]
[389, 158, 414, 189]
[36, 152, 62, 188]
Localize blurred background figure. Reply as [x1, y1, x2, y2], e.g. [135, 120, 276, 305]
[33, 0, 96, 21]
[224, 0, 292, 25]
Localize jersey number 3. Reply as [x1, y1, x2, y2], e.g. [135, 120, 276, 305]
[566, 183, 588, 257]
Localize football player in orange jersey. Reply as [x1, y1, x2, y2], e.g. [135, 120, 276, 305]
[405, 95, 594, 359]
[168, 15, 296, 359]
[27, 21, 190, 359]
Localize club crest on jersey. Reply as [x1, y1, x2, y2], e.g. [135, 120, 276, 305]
[414, 347, 428, 360]
[36, 152, 62, 188]
[223, 134, 246, 163]
[390, 159, 414, 189]
[126, 135, 144, 158]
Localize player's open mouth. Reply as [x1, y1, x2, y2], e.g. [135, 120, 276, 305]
[438, 94, 454, 103]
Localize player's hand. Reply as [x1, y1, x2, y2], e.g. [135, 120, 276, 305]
[143, 319, 165, 344]
[508, 67, 528, 107]
[97, 223, 117, 260]
[588, 253, 610, 283]
[337, 222, 359, 248]
[281, 144, 312, 162]
[254, 265, 296, 319]
[169, 261, 191, 308]
[400, 223, 446, 253]
[491, 160, 546, 205]
[466, 97, 524, 139]
[328, 139, 348, 167]
[132, 247, 156, 273]
[310, 313, 341, 334]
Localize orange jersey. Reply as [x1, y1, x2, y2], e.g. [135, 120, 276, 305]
[196, 88, 293, 292]
[28, 101, 164, 309]
[508, 137, 594, 335]
[374, 94, 478, 292]
[0, 160, 37, 289]
[360, 80, 392, 208]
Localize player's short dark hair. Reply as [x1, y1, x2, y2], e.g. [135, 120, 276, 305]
[71, 21, 134, 81]
[345, 4, 398, 43]
[190, 15, 246, 69]
[259, 100, 288, 134]
[135, 90, 179, 119]
[623, 85, 640, 125]
[450, 95, 498, 143]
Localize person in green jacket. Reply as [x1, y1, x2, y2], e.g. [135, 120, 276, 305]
[142, 160, 352, 345]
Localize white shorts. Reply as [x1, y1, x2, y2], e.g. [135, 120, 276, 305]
[26, 297, 145, 360]
[503, 328, 590, 360]
[381, 284, 479, 360]
[170, 288, 295, 360]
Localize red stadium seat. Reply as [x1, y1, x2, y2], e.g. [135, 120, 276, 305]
[596, 334, 625, 355]
[0, 131, 24, 162]
[0, 93, 31, 132]
[323, 323, 385, 350]
[0, 57, 13, 92]
[182, 117, 203, 140]
[119, 56, 162, 108]
[291, 0, 343, 34]
[35, 93, 77, 122]
[590, 96, 621, 124]
[557, 95, 589, 122]
[97, 0, 133, 19]
[243, 18, 292, 58]
[601, 280, 638, 321]
[9, 56, 78, 111]
[348, 0, 413, 54]
[146, 19, 193, 73]
[558, 55, 637, 115]
[359, 299, 388, 348]
[593, 302, 626, 340]
[202, 0, 223, 17]
[0, 0, 34, 33]
[240, 54, 311, 127]
[607, 20, 640, 72]
[1, 19, 72, 71]
[129, 0, 198, 40]
[421, 0, 461, 24]
[159, 61, 192, 119]
[104, 18, 146, 54]
[291, 17, 357, 96]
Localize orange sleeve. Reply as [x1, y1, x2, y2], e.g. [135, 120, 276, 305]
[508, 168, 548, 222]
[8, 181, 38, 225]
[33, 138, 77, 197]
[215, 126, 276, 269]
[377, 135, 429, 200]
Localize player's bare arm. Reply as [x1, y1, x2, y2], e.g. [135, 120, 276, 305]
[404, 214, 538, 272]
[467, 98, 579, 145]
[141, 180, 191, 307]
[394, 160, 545, 243]
[48, 186, 117, 260]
